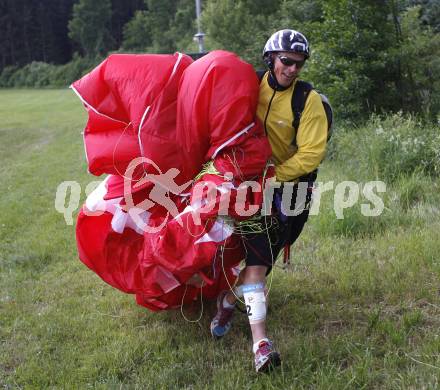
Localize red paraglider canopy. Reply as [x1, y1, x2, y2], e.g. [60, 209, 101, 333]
[72, 50, 272, 311]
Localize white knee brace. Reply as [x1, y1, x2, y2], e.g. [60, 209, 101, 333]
[242, 283, 267, 324]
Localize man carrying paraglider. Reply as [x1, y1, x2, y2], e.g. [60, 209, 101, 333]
[71, 25, 329, 375]
[210, 29, 329, 373]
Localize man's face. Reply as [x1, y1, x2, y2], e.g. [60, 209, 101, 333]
[272, 51, 306, 87]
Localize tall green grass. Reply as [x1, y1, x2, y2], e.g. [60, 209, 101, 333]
[1, 90, 439, 388]
[328, 113, 440, 181]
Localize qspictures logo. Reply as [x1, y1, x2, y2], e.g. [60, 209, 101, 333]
[55, 157, 386, 233]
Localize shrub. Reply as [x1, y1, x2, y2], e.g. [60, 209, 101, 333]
[7, 61, 54, 87]
[0, 66, 18, 87]
[0, 55, 100, 88]
[48, 54, 99, 87]
[331, 113, 440, 183]
[311, 183, 404, 238]
[395, 172, 428, 211]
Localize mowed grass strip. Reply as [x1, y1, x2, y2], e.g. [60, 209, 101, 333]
[0, 89, 439, 389]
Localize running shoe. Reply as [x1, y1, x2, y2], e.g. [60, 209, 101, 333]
[210, 290, 235, 339]
[254, 339, 281, 373]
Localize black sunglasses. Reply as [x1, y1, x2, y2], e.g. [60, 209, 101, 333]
[277, 55, 305, 68]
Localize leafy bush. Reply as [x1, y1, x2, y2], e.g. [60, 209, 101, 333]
[317, 113, 440, 237]
[304, 3, 440, 121]
[310, 178, 406, 238]
[0, 55, 99, 88]
[48, 54, 99, 87]
[0, 66, 19, 87]
[331, 113, 440, 182]
[7, 62, 54, 87]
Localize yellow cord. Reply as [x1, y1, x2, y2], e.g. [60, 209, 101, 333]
[180, 283, 204, 323]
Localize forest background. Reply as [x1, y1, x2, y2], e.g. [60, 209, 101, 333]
[1, 0, 440, 121]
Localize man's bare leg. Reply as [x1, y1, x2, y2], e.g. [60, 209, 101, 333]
[225, 265, 268, 343]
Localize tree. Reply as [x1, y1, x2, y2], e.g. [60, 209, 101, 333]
[110, 0, 145, 49]
[408, 0, 440, 32]
[122, 10, 152, 51]
[202, 0, 282, 66]
[302, 0, 440, 119]
[122, 0, 196, 53]
[302, 0, 405, 119]
[274, 0, 323, 29]
[68, 0, 113, 57]
[396, 6, 440, 117]
[0, 0, 75, 71]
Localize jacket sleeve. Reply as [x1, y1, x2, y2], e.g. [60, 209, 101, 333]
[275, 90, 327, 182]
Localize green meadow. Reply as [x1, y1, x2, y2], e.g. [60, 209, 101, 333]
[0, 89, 439, 389]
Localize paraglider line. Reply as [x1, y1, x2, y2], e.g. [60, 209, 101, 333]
[70, 85, 129, 125]
[262, 163, 275, 296]
[181, 208, 215, 238]
[112, 121, 140, 180]
[180, 283, 204, 323]
[218, 161, 277, 305]
[137, 106, 151, 160]
[219, 221, 246, 306]
[230, 147, 246, 180]
[211, 122, 255, 159]
[70, 84, 133, 177]
[137, 53, 183, 174]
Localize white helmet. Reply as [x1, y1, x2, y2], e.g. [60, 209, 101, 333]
[263, 29, 310, 59]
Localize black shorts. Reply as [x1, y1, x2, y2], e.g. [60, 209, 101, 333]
[243, 178, 314, 271]
[243, 209, 310, 270]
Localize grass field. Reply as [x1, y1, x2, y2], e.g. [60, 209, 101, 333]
[0, 89, 439, 389]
